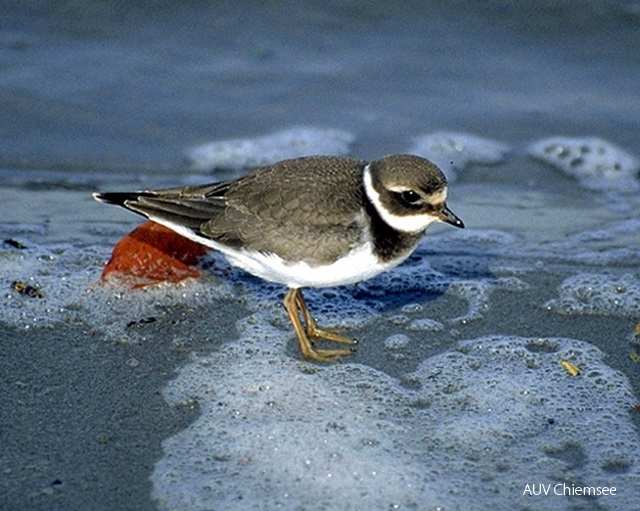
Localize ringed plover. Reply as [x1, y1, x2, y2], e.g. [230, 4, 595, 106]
[94, 154, 464, 362]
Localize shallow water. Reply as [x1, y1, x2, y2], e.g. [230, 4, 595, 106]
[2, 1, 640, 510]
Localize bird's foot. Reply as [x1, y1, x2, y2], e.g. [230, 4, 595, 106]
[300, 345, 355, 363]
[306, 324, 356, 345]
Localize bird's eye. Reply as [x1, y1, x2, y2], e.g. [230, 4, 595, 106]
[398, 190, 421, 205]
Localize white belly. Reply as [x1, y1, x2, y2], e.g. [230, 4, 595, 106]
[225, 240, 406, 288]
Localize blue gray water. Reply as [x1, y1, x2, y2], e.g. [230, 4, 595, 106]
[2, 1, 640, 510]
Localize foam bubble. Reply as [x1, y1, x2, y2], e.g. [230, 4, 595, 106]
[545, 272, 640, 317]
[383, 333, 411, 350]
[528, 136, 640, 192]
[407, 317, 444, 332]
[152, 327, 640, 510]
[187, 127, 355, 171]
[409, 131, 510, 181]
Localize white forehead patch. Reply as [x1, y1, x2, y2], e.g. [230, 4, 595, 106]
[363, 165, 442, 234]
[428, 188, 448, 205]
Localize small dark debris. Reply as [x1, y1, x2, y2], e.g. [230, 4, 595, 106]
[11, 280, 43, 298]
[409, 398, 431, 409]
[4, 239, 28, 249]
[325, 421, 347, 433]
[298, 365, 318, 375]
[126, 317, 157, 328]
[441, 384, 459, 394]
[97, 433, 115, 444]
[569, 157, 584, 168]
[601, 459, 632, 474]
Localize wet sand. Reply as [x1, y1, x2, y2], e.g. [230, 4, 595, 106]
[0, 321, 197, 511]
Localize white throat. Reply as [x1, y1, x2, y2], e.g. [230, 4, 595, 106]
[362, 164, 440, 233]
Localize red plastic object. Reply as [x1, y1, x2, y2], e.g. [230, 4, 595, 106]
[99, 221, 208, 290]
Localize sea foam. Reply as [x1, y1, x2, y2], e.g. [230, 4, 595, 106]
[528, 136, 640, 192]
[152, 324, 639, 511]
[545, 272, 640, 317]
[187, 127, 355, 171]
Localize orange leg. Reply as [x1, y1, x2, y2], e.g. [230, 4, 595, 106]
[294, 290, 355, 344]
[283, 288, 355, 362]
